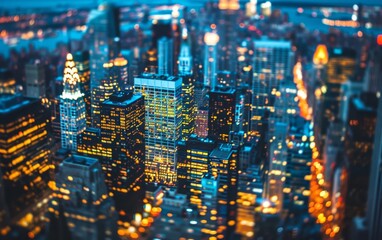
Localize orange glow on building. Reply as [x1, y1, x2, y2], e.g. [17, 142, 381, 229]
[313, 45, 329, 65]
[218, 0, 240, 10]
[377, 34, 382, 46]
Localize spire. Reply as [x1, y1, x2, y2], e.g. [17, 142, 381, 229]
[178, 25, 193, 75]
[62, 53, 83, 99]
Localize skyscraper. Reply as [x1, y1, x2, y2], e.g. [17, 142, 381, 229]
[74, 51, 91, 126]
[158, 37, 174, 76]
[51, 155, 118, 240]
[218, 0, 239, 73]
[251, 40, 293, 135]
[0, 94, 51, 233]
[99, 90, 145, 195]
[112, 56, 129, 90]
[204, 32, 220, 90]
[181, 75, 196, 140]
[177, 134, 217, 208]
[25, 60, 46, 99]
[87, 3, 120, 90]
[60, 53, 86, 151]
[209, 144, 238, 237]
[178, 27, 193, 76]
[200, 173, 220, 239]
[91, 62, 119, 128]
[134, 74, 183, 185]
[208, 87, 236, 142]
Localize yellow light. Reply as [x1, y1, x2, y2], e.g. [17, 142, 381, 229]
[313, 44, 329, 65]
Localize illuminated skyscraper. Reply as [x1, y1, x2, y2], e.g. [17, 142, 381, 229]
[235, 165, 262, 238]
[25, 60, 46, 99]
[218, 0, 239, 73]
[177, 134, 216, 208]
[99, 90, 145, 195]
[200, 173, 220, 238]
[283, 117, 312, 210]
[134, 74, 182, 185]
[112, 56, 129, 89]
[60, 53, 86, 151]
[74, 51, 91, 126]
[91, 62, 119, 128]
[317, 48, 356, 143]
[181, 75, 196, 140]
[251, 40, 293, 135]
[209, 144, 238, 237]
[51, 155, 118, 240]
[204, 32, 219, 90]
[178, 27, 193, 76]
[208, 87, 236, 142]
[87, 3, 120, 90]
[195, 108, 209, 138]
[0, 94, 51, 235]
[158, 37, 174, 76]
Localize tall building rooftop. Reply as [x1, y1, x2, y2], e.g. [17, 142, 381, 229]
[102, 90, 142, 106]
[0, 94, 32, 115]
[210, 144, 234, 160]
[63, 154, 98, 168]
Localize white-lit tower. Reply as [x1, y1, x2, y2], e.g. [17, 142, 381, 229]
[204, 32, 219, 90]
[60, 53, 86, 151]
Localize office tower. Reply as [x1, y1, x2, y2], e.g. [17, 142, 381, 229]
[251, 40, 293, 135]
[209, 144, 238, 237]
[267, 121, 288, 212]
[317, 48, 356, 143]
[87, 3, 120, 90]
[134, 74, 183, 185]
[323, 121, 345, 184]
[112, 56, 129, 90]
[177, 135, 217, 208]
[99, 90, 145, 195]
[143, 49, 158, 74]
[158, 37, 174, 76]
[0, 94, 51, 233]
[60, 53, 86, 151]
[25, 60, 46, 99]
[200, 173, 220, 239]
[178, 27, 193, 76]
[208, 87, 236, 142]
[343, 93, 378, 235]
[367, 90, 382, 239]
[235, 165, 262, 238]
[195, 108, 209, 138]
[77, 127, 101, 157]
[51, 155, 118, 240]
[181, 75, 196, 140]
[0, 69, 16, 94]
[73, 51, 91, 126]
[204, 32, 219, 90]
[91, 62, 119, 128]
[218, 0, 239, 73]
[283, 117, 312, 211]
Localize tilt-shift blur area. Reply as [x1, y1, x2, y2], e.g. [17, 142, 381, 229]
[0, 0, 382, 239]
